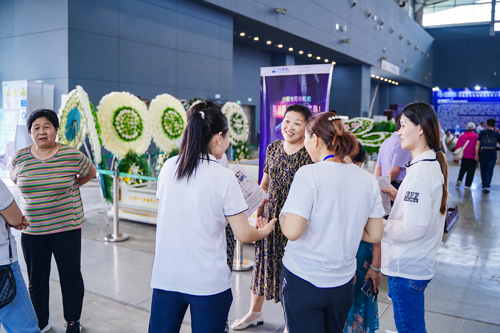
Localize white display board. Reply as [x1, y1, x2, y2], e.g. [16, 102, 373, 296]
[0, 109, 19, 177]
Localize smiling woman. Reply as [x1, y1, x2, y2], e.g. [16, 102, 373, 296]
[10, 108, 96, 333]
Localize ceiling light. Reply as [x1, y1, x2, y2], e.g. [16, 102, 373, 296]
[299, 50, 304, 54]
[384, 78, 388, 81]
[240, 32, 245, 36]
[316, 56, 321, 60]
[266, 40, 272, 45]
[380, 77, 384, 80]
[254, 37, 259, 41]
[324, 59, 329, 63]
[395, 82, 399, 85]
[475, 85, 481, 90]
[375, 76, 379, 79]
[277, 44, 283, 48]
[308, 54, 313, 57]
[388, 80, 392, 83]
[332, 61, 336, 65]
[288, 47, 294, 51]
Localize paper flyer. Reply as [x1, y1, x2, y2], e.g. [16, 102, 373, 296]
[232, 164, 268, 218]
[376, 175, 392, 216]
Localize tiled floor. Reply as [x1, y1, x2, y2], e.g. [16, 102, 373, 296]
[2, 162, 500, 332]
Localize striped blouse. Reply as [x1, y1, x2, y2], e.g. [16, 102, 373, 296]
[10, 144, 93, 235]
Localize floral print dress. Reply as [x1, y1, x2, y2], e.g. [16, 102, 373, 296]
[344, 241, 380, 333]
[251, 140, 312, 302]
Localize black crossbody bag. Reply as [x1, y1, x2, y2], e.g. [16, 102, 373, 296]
[0, 225, 17, 309]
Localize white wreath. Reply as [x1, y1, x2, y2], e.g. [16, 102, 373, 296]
[149, 94, 186, 154]
[97, 92, 151, 159]
[57, 89, 87, 149]
[221, 102, 249, 145]
[76, 86, 102, 164]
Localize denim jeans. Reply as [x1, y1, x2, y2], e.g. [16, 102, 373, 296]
[387, 276, 430, 333]
[148, 288, 232, 333]
[479, 156, 496, 188]
[0, 261, 40, 333]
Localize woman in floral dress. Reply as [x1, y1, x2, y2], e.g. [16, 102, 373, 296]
[232, 104, 312, 330]
[344, 143, 381, 333]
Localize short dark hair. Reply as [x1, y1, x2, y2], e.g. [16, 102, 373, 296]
[284, 104, 312, 122]
[175, 101, 229, 180]
[352, 141, 366, 164]
[487, 118, 496, 127]
[395, 114, 403, 131]
[27, 109, 59, 133]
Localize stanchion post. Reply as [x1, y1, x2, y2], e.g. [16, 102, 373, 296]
[104, 167, 130, 242]
[232, 240, 253, 271]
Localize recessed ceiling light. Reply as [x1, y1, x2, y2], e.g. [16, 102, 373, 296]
[240, 32, 245, 36]
[380, 77, 384, 80]
[266, 40, 272, 45]
[254, 37, 259, 41]
[395, 82, 399, 85]
[299, 50, 304, 54]
[375, 76, 380, 79]
[288, 47, 294, 51]
[278, 44, 283, 48]
[332, 61, 336, 65]
[384, 78, 388, 81]
[308, 54, 313, 57]
[324, 59, 329, 62]
[316, 56, 321, 60]
[388, 80, 392, 83]
[371, 74, 375, 77]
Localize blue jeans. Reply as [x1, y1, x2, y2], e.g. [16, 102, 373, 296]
[387, 276, 430, 333]
[148, 288, 232, 333]
[0, 261, 40, 333]
[479, 156, 496, 188]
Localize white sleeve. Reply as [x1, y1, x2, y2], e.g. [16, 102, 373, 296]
[223, 174, 248, 216]
[0, 179, 15, 211]
[369, 178, 385, 218]
[280, 169, 313, 221]
[383, 173, 432, 244]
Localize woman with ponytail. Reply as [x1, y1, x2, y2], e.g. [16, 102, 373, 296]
[148, 101, 276, 333]
[279, 112, 384, 333]
[381, 102, 448, 333]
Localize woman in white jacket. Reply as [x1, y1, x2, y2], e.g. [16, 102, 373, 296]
[382, 102, 448, 333]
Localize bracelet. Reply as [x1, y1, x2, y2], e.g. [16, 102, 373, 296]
[369, 264, 381, 272]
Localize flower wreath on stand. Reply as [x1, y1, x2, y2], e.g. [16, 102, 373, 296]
[76, 86, 102, 164]
[221, 102, 249, 146]
[97, 92, 151, 159]
[117, 151, 152, 186]
[149, 93, 187, 156]
[57, 88, 88, 149]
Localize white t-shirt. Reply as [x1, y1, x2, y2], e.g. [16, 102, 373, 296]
[280, 162, 384, 288]
[0, 179, 18, 265]
[382, 149, 445, 280]
[151, 154, 248, 295]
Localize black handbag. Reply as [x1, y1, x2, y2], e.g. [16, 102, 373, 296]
[0, 225, 16, 309]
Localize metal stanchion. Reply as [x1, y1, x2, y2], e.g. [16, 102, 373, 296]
[232, 240, 253, 271]
[104, 167, 129, 242]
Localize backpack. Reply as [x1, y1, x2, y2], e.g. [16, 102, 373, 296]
[480, 132, 498, 156]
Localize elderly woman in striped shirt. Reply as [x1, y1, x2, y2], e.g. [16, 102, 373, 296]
[10, 109, 96, 333]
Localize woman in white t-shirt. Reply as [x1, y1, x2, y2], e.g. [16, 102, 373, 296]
[148, 102, 276, 333]
[279, 112, 384, 333]
[381, 102, 448, 333]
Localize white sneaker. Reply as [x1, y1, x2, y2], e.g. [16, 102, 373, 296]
[41, 324, 52, 333]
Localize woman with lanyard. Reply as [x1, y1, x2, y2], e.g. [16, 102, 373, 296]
[279, 112, 384, 332]
[148, 102, 276, 333]
[381, 102, 448, 333]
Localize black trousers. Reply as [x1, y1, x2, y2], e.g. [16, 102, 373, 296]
[21, 229, 84, 329]
[457, 158, 477, 187]
[281, 266, 353, 333]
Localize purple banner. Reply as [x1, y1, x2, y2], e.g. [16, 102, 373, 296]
[259, 65, 333, 181]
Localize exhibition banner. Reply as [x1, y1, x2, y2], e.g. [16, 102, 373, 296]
[259, 64, 333, 180]
[0, 109, 19, 177]
[433, 88, 500, 131]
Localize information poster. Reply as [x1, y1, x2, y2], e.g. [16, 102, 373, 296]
[0, 109, 19, 177]
[259, 64, 333, 180]
[433, 88, 500, 131]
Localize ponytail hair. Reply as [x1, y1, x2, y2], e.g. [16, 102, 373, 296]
[175, 100, 228, 180]
[306, 112, 359, 162]
[402, 102, 448, 215]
